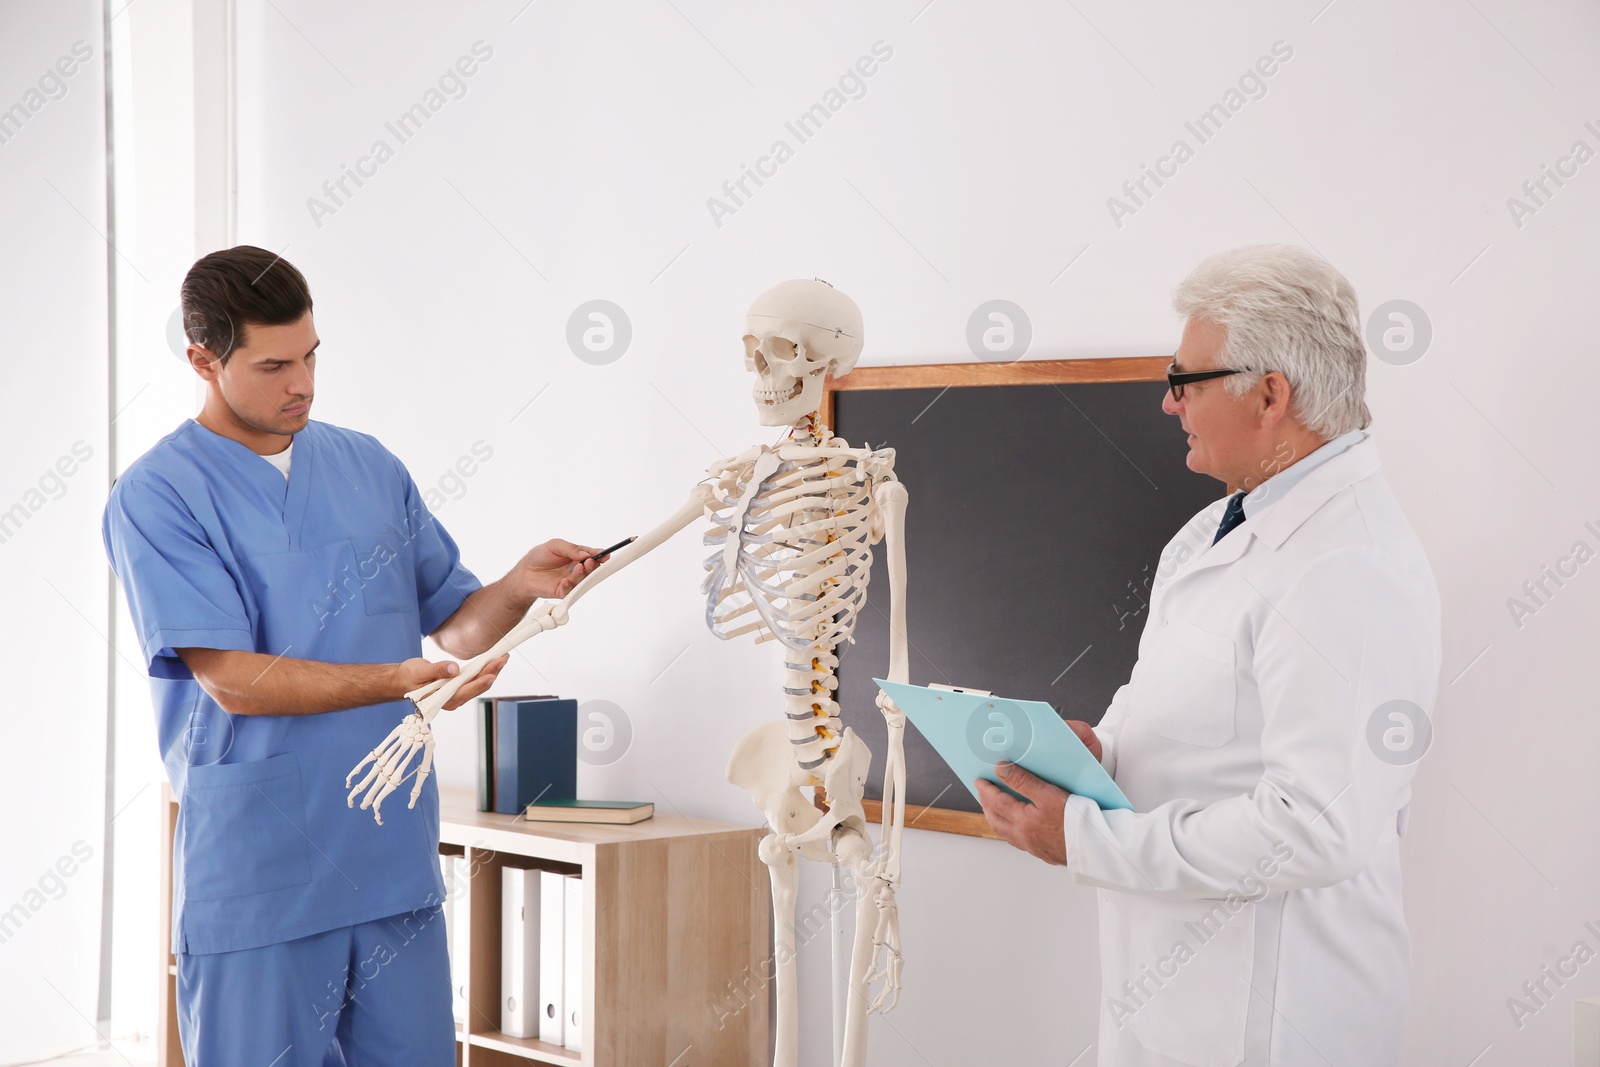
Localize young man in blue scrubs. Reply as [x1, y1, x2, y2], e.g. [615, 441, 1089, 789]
[104, 246, 603, 1065]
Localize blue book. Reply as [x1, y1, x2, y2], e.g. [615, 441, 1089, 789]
[477, 698, 496, 812]
[494, 697, 579, 815]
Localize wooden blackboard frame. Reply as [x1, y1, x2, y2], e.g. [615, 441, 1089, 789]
[821, 354, 1173, 840]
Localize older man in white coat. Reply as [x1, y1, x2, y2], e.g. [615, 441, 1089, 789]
[977, 244, 1441, 1067]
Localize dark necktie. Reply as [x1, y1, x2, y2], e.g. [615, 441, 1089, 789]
[1213, 490, 1248, 544]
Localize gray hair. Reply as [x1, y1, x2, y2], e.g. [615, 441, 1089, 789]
[1172, 244, 1370, 437]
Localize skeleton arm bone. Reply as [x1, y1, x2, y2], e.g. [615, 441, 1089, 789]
[867, 478, 910, 1013]
[346, 483, 717, 824]
[404, 483, 719, 717]
[875, 478, 911, 850]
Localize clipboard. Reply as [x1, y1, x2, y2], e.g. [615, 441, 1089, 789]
[874, 679, 1134, 811]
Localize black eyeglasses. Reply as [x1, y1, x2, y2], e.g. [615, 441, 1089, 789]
[1166, 361, 1250, 401]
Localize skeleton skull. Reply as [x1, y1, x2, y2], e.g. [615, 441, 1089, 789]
[744, 278, 864, 426]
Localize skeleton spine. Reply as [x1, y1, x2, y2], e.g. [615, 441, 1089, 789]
[787, 418, 838, 774]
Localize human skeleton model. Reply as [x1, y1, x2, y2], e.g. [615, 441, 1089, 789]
[346, 279, 909, 1067]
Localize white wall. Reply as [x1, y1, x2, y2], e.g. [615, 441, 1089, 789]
[0, 1, 111, 1061]
[191, 1, 1600, 1063]
[103, 0, 230, 1047]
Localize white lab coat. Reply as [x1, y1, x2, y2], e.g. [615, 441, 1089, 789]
[1065, 435, 1440, 1067]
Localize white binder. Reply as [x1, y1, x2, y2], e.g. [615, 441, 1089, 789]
[539, 870, 567, 1044]
[445, 855, 470, 1024]
[501, 866, 542, 1038]
[563, 874, 584, 1051]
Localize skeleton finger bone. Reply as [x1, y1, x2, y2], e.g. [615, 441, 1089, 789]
[345, 712, 434, 825]
[867, 880, 904, 1013]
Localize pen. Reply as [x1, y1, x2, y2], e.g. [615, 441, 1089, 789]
[582, 535, 636, 566]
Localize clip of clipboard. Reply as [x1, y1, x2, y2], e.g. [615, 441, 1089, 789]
[874, 678, 1134, 811]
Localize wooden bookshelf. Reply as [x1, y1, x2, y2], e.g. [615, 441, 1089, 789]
[158, 786, 770, 1066]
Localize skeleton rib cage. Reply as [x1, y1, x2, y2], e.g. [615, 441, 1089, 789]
[701, 432, 896, 774]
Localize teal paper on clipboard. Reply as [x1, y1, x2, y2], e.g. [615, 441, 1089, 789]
[874, 679, 1134, 811]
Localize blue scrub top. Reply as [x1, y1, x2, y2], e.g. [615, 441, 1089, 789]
[103, 419, 482, 955]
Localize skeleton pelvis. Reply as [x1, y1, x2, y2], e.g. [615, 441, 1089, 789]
[728, 720, 872, 866]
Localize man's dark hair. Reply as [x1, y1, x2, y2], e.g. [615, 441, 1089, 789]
[180, 245, 313, 364]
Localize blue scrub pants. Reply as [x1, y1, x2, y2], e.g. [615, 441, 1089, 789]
[176, 904, 455, 1067]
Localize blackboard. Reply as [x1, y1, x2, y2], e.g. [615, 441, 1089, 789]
[823, 357, 1223, 836]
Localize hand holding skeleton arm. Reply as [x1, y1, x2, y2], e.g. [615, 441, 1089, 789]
[345, 484, 717, 822]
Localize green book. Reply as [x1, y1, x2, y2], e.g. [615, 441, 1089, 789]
[523, 798, 654, 825]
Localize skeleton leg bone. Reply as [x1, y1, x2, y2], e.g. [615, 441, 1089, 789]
[760, 833, 800, 1067]
[728, 720, 823, 1067]
[731, 720, 880, 1067]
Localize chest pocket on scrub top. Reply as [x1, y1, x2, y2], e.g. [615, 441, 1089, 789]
[1141, 621, 1238, 747]
[182, 753, 312, 901]
[348, 529, 418, 616]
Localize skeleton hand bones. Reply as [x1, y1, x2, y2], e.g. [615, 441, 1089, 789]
[344, 602, 567, 822]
